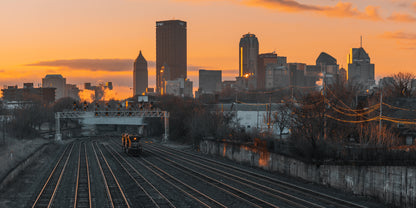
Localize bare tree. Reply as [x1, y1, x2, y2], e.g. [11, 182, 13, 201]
[289, 92, 328, 159]
[271, 103, 291, 138]
[358, 123, 399, 147]
[383, 72, 415, 98]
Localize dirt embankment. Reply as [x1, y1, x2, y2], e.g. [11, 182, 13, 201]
[0, 136, 50, 188]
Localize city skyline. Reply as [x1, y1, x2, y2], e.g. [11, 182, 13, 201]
[1, 0, 416, 99]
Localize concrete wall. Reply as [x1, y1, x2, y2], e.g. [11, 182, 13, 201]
[200, 139, 416, 208]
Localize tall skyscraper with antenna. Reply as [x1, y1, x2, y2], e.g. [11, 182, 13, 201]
[347, 37, 375, 88]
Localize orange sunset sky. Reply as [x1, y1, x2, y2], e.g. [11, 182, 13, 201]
[1, 0, 416, 100]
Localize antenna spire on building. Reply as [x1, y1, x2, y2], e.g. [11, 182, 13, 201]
[360, 35, 362, 48]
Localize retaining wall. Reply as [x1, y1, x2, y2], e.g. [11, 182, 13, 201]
[200, 139, 416, 208]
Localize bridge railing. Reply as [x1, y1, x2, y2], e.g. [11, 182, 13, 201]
[58, 111, 166, 118]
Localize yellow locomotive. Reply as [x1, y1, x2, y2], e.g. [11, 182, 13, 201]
[121, 133, 143, 155]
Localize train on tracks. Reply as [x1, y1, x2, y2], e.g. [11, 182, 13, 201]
[122, 133, 143, 155]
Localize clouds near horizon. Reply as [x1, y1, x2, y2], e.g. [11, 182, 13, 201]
[27, 59, 142, 72]
[381, 31, 416, 40]
[180, 0, 383, 21]
[244, 0, 382, 20]
[180, 0, 416, 22]
[380, 31, 416, 50]
[387, 12, 416, 22]
[25, 59, 211, 73]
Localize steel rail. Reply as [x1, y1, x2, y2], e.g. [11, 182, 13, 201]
[104, 139, 225, 208]
[108, 139, 228, 208]
[136, 157, 226, 208]
[103, 144, 175, 208]
[74, 142, 92, 208]
[146, 145, 315, 208]
[107, 139, 224, 208]
[32, 143, 75, 208]
[147, 143, 367, 208]
[107, 139, 226, 208]
[141, 150, 279, 208]
[92, 141, 130, 208]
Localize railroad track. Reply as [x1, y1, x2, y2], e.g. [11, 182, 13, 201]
[32, 143, 75, 208]
[106, 141, 226, 208]
[141, 146, 288, 208]
[74, 142, 91, 208]
[91, 141, 130, 208]
[144, 142, 368, 208]
[101, 143, 175, 208]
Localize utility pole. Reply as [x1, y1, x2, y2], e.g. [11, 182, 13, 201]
[291, 86, 294, 101]
[164, 111, 169, 143]
[323, 72, 327, 140]
[2, 118, 5, 145]
[256, 93, 259, 129]
[379, 88, 383, 140]
[267, 93, 272, 134]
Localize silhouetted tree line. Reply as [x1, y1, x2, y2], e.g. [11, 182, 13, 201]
[285, 73, 416, 164]
[150, 95, 253, 146]
[1, 97, 80, 139]
[199, 72, 416, 164]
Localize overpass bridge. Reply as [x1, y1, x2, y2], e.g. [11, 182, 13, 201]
[55, 110, 169, 141]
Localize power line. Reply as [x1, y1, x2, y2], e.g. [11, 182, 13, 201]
[327, 101, 379, 117]
[326, 114, 379, 123]
[382, 102, 416, 112]
[381, 116, 416, 125]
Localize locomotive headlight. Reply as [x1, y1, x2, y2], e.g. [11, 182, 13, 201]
[134, 137, 136, 140]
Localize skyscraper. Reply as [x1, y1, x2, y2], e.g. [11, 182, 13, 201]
[133, 50, 148, 96]
[347, 45, 375, 88]
[42, 74, 66, 101]
[257, 53, 277, 90]
[156, 20, 187, 94]
[316, 52, 339, 85]
[239, 33, 259, 78]
[199, 69, 222, 94]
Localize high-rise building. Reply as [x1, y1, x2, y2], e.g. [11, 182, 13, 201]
[1, 85, 55, 104]
[42, 74, 66, 101]
[239, 33, 259, 79]
[156, 20, 187, 94]
[23, 83, 34, 88]
[198, 70, 222, 94]
[84, 83, 92, 90]
[133, 50, 148, 96]
[277, 56, 287, 66]
[257, 53, 277, 90]
[347, 45, 375, 88]
[288, 63, 307, 87]
[379, 77, 394, 88]
[165, 78, 193, 98]
[265, 64, 289, 89]
[105, 82, 113, 90]
[316, 52, 338, 74]
[411, 79, 416, 92]
[339, 67, 347, 83]
[315, 52, 339, 85]
[65, 84, 80, 101]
